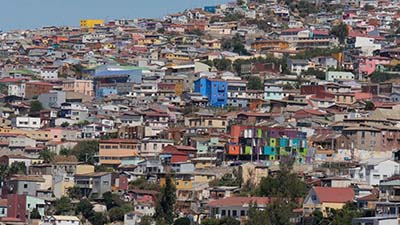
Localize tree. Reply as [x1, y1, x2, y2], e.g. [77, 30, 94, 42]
[30, 208, 41, 219]
[139, 215, 154, 225]
[246, 200, 294, 225]
[129, 177, 160, 191]
[61, 122, 70, 128]
[174, 217, 190, 225]
[213, 58, 232, 71]
[201, 217, 240, 225]
[330, 23, 349, 44]
[89, 212, 108, 225]
[9, 162, 27, 175]
[324, 202, 362, 225]
[257, 163, 307, 200]
[76, 199, 93, 219]
[39, 149, 55, 163]
[103, 191, 124, 209]
[365, 101, 375, 110]
[155, 174, 177, 225]
[59, 148, 70, 156]
[55, 196, 72, 215]
[70, 140, 99, 164]
[363, 4, 374, 11]
[303, 68, 326, 80]
[186, 29, 204, 36]
[247, 76, 264, 90]
[68, 186, 82, 199]
[30, 100, 43, 112]
[0, 165, 8, 183]
[109, 207, 125, 222]
[237, 0, 245, 6]
[221, 34, 249, 55]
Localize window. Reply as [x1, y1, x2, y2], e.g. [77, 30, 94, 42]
[311, 195, 317, 201]
[232, 210, 237, 217]
[24, 184, 28, 189]
[240, 210, 245, 216]
[221, 210, 226, 216]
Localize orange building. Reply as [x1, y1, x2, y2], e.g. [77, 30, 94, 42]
[63, 79, 94, 96]
[99, 139, 140, 166]
[251, 40, 289, 51]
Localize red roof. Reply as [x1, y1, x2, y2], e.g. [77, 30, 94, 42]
[314, 187, 354, 203]
[208, 197, 270, 207]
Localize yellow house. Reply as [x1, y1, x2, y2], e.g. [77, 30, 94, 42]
[165, 52, 190, 61]
[80, 19, 104, 28]
[303, 187, 355, 217]
[160, 174, 193, 190]
[193, 173, 216, 183]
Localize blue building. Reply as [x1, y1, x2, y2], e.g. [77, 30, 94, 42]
[204, 6, 217, 13]
[96, 87, 118, 97]
[93, 65, 144, 95]
[194, 77, 227, 107]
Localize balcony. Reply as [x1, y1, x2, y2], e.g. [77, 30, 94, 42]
[389, 195, 400, 202]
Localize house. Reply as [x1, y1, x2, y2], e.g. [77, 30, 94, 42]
[25, 81, 53, 99]
[74, 172, 112, 198]
[208, 197, 270, 220]
[98, 139, 141, 166]
[360, 159, 400, 186]
[15, 117, 41, 129]
[303, 187, 355, 217]
[287, 59, 309, 75]
[38, 91, 66, 109]
[352, 216, 398, 225]
[63, 79, 94, 97]
[194, 77, 227, 107]
[6, 175, 45, 196]
[160, 145, 197, 164]
[42, 215, 80, 225]
[325, 71, 355, 81]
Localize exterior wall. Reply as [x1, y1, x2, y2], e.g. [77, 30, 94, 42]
[326, 71, 355, 81]
[8, 83, 25, 98]
[76, 165, 95, 175]
[99, 141, 140, 165]
[7, 194, 26, 222]
[63, 80, 94, 96]
[40, 70, 58, 80]
[80, 19, 104, 28]
[16, 117, 41, 129]
[194, 77, 227, 107]
[366, 160, 400, 186]
[25, 82, 53, 99]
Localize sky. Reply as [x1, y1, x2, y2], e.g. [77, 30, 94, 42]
[0, 0, 230, 31]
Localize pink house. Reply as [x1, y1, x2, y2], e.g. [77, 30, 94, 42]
[358, 56, 391, 77]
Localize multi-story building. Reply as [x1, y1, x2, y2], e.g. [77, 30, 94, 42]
[74, 172, 111, 198]
[63, 79, 94, 96]
[194, 77, 227, 107]
[98, 139, 141, 166]
[25, 81, 53, 99]
[228, 125, 308, 163]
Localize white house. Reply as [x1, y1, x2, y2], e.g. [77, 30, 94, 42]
[287, 59, 309, 75]
[40, 68, 58, 80]
[15, 117, 41, 129]
[352, 159, 400, 186]
[42, 215, 80, 225]
[325, 71, 355, 81]
[8, 82, 25, 98]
